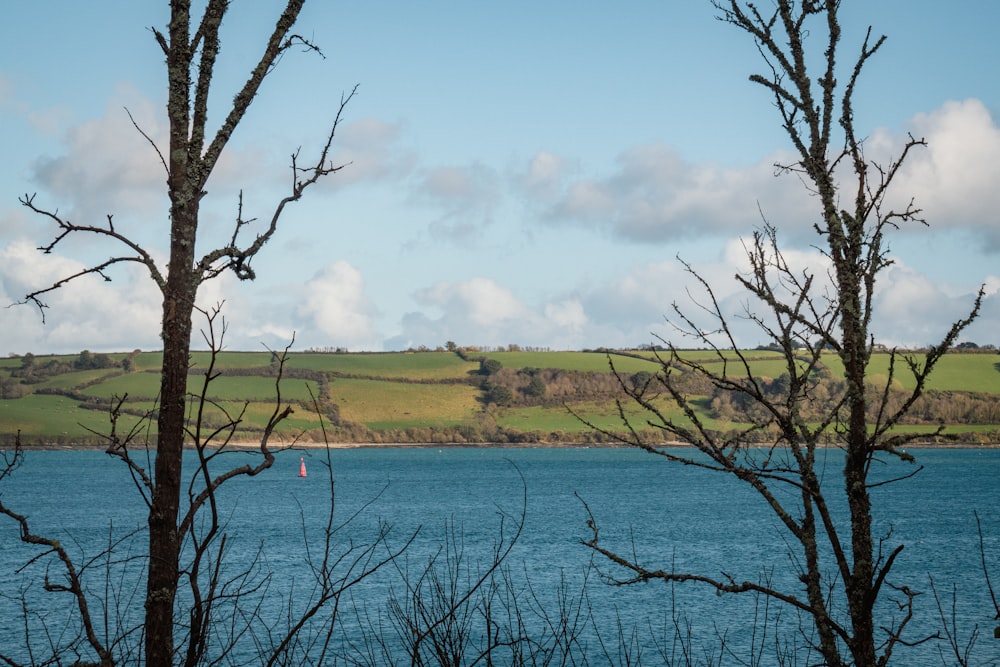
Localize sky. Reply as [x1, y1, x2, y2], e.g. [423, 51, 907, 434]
[1, 1, 999, 354]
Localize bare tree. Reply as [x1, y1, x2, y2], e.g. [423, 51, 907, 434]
[15, 2, 356, 665]
[0, 308, 410, 666]
[580, 2, 982, 666]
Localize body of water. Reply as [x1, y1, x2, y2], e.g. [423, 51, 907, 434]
[1, 446, 997, 665]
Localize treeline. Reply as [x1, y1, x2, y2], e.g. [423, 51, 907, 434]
[3, 350, 142, 399]
[311, 418, 641, 447]
[471, 357, 1000, 445]
[482, 366, 630, 407]
[706, 372, 1000, 427]
[10, 350, 119, 381]
[490, 355, 1000, 431]
[476, 356, 715, 409]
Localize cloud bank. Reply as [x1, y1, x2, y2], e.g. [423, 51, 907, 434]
[2, 97, 998, 354]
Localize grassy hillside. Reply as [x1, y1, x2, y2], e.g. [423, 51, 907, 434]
[2, 348, 998, 446]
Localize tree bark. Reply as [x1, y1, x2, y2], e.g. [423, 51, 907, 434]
[581, 3, 981, 666]
[145, 3, 197, 663]
[840, 243, 878, 666]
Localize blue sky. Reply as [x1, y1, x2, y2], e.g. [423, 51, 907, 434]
[2, 1, 999, 354]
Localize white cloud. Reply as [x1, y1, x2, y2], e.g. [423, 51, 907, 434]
[355, 235, 999, 353]
[422, 166, 485, 200]
[569, 238, 843, 349]
[412, 163, 502, 243]
[20, 90, 413, 258]
[585, 263, 682, 323]
[316, 117, 416, 188]
[539, 143, 813, 242]
[29, 87, 166, 228]
[0, 206, 36, 242]
[523, 99, 1000, 253]
[516, 151, 572, 196]
[544, 299, 587, 331]
[416, 278, 526, 327]
[0, 240, 161, 354]
[555, 180, 615, 221]
[871, 261, 986, 348]
[885, 99, 1000, 238]
[391, 279, 594, 350]
[296, 261, 379, 349]
[983, 275, 1000, 297]
[8, 94, 999, 356]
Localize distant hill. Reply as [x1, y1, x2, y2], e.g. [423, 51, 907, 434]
[2, 348, 999, 447]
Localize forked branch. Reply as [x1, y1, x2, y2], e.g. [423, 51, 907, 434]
[197, 84, 359, 283]
[17, 194, 166, 320]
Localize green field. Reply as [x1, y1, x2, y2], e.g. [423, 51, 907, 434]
[0, 394, 148, 438]
[287, 351, 479, 380]
[2, 348, 998, 446]
[79, 373, 319, 402]
[488, 350, 659, 374]
[332, 377, 481, 429]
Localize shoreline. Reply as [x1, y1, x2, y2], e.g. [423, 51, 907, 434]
[10, 440, 1000, 452]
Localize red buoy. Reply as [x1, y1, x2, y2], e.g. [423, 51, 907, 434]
[298, 457, 307, 478]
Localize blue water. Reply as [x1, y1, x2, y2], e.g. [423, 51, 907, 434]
[1, 446, 998, 665]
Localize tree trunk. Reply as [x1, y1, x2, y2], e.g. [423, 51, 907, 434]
[843, 307, 877, 666]
[146, 3, 196, 663]
[146, 253, 197, 665]
[13, 1, 348, 662]
[147, 276, 195, 666]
